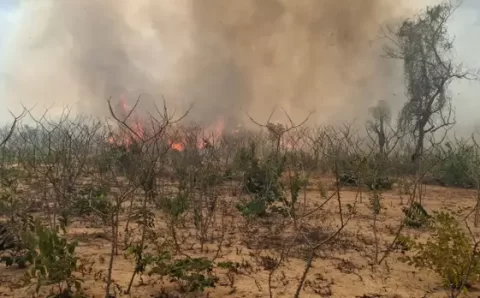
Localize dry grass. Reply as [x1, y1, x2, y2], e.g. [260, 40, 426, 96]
[1, 179, 478, 298]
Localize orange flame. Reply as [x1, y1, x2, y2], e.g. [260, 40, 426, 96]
[107, 96, 145, 150]
[169, 118, 225, 152]
[171, 142, 184, 151]
[107, 96, 227, 152]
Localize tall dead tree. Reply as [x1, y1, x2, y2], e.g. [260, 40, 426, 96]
[385, 2, 469, 170]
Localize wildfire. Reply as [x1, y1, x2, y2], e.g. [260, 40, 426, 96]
[107, 97, 146, 149]
[171, 142, 184, 151]
[107, 96, 226, 152]
[169, 118, 225, 152]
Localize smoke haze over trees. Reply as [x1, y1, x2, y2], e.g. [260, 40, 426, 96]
[0, 0, 477, 129]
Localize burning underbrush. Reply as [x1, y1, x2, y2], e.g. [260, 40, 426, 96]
[106, 97, 242, 153]
[105, 96, 309, 156]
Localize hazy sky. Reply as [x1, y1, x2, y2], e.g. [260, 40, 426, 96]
[0, 0, 478, 131]
[0, 0, 18, 113]
[0, 0, 17, 66]
[447, 0, 480, 132]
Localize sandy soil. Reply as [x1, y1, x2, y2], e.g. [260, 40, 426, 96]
[1, 181, 479, 298]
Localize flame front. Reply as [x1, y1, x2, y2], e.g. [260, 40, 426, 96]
[170, 118, 225, 152]
[107, 96, 227, 152]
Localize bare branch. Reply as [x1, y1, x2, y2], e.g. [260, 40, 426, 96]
[0, 109, 27, 147]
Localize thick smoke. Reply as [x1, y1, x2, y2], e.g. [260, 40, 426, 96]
[1, 0, 432, 127]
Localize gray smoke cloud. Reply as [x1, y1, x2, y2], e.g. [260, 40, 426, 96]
[1, 0, 434, 128]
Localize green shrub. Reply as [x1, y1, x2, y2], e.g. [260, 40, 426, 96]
[338, 172, 393, 190]
[339, 172, 358, 186]
[0, 213, 35, 268]
[234, 143, 286, 218]
[148, 252, 218, 293]
[71, 187, 111, 224]
[402, 202, 431, 228]
[433, 143, 476, 188]
[394, 234, 415, 253]
[401, 211, 480, 294]
[25, 221, 83, 297]
[157, 192, 189, 219]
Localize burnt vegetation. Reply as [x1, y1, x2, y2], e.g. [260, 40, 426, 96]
[0, 2, 480, 298]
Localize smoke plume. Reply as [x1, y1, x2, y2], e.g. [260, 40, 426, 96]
[1, 0, 432, 127]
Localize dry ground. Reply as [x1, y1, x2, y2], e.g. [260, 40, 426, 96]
[1, 180, 479, 298]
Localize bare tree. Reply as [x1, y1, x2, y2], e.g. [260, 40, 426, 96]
[385, 2, 470, 169]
